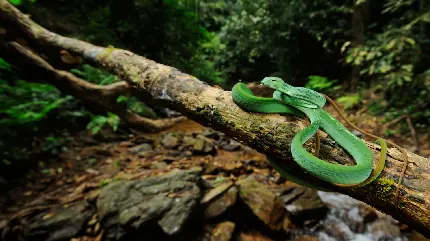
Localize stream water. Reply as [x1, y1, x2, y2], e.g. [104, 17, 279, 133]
[316, 192, 409, 241]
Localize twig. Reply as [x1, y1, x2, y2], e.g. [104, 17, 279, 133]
[382, 114, 408, 131]
[406, 116, 419, 154]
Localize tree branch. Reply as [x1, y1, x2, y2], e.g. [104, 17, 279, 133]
[0, 0, 429, 236]
[1, 40, 184, 132]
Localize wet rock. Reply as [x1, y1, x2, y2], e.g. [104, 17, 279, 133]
[324, 219, 354, 241]
[282, 187, 328, 224]
[359, 205, 378, 223]
[160, 132, 182, 149]
[210, 221, 235, 241]
[128, 143, 153, 154]
[96, 168, 201, 240]
[221, 139, 242, 151]
[236, 177, 286, 230]
[204, 186, 238, 218]
[24, 201, 94, 241]
[369, 219, 401, 241]
[341, 205, 374, 233]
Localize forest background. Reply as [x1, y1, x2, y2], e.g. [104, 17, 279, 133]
[0, 0, 429, 180]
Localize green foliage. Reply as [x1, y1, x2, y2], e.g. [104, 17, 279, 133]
[28, 0, 226, 85]
[343, 29, 418, 89]
[341, 0, 429, 123]
[336, 94, 362, 110]
[305, 75, 340, 92]
[0, 78, 73, 128]
[122, 96, 158, 119]
[41, 136, 69, 155]
[71, 64, 119, 85]
[187, 32, 226, 85]
[8, 0, 36, 6]
[199, 0, 234, 31]
[87, 112, 120, 134]
[218, 0, 351, 82]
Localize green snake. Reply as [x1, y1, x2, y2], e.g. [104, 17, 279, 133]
[231, 77, 387, 190]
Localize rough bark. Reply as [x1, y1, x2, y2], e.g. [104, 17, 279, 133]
[0, 0, 429, 236]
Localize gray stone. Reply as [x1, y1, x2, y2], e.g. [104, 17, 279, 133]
[128, 143, 153, 154]
[24, 201, 94, 241]
[96, 168, 202, 240]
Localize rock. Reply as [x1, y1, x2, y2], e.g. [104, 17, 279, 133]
[352, 130, 364, 137]
[341, 205, 374, 233]
[183, 135, 215, 155]
[201, 128, 224, 140]
[93, 129, 129, 142]
[160, 132, 182, 149]
[359, 205, 377, 223]
[96, 168, 201, 240]
[128, 143, 153, 154]
[167, 150, 182, 157]
[193, 137, 215, 154]
[369, 219, 401, 241]
[282, 187, 328, 224]
[201, 181, 234, 204]
[151, 161, 168, 170]
[204, 186, 238, 218]
[324, 219, 354, 241]
[221, 139, 241, 151]
[24, 201, 94, 241]
[132, 136, 153, 145]
[204, 162, 220, 174]
[210, 221, 235, 241]
[222, 161, 243, 174]
[153, 107, 182, 117]
[236, 177, 286, 230]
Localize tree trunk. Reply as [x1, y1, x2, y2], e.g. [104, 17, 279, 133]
[349, 0, 368, 90]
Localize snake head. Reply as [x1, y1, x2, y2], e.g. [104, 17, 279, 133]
[261, 77, 286, 90]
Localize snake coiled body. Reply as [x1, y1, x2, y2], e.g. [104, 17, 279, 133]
[231, 79, 387, 189]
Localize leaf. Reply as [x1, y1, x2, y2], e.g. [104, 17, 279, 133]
[385, 39, 396, 50]
[401, 65, 413, 72]
[116, 95, 128, 103]
[404, 38, 415, 45]
[336, 94, 361, 110]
